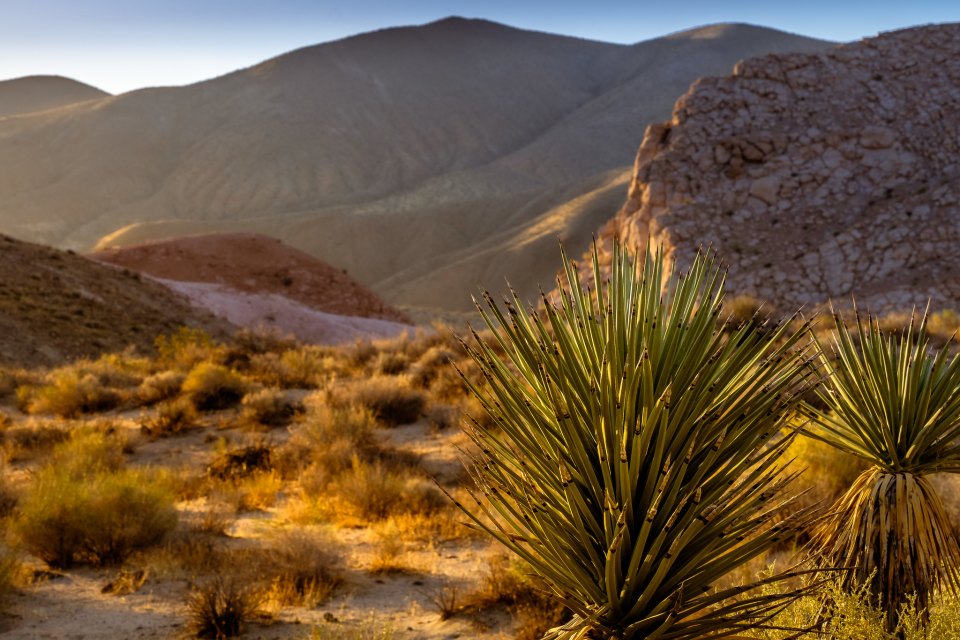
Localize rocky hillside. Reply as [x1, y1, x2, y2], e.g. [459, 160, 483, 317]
[92, 233, 409, 323]
[0, 18, 830, 311]
[0, 235, 230, 367]
[610, 24, 960, 312]
[0, 75, 108, 117]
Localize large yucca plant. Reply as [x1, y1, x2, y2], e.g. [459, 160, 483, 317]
[453, 244, 821, 639]
[803, 309, 960, 632]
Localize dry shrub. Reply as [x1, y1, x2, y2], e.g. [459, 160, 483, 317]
[246, 348, 330, 389]
[722, 294, 775, 328]
[240, 388, 302, 429]
[425, 404, 460, 431]
[338, 377, 425, 427]
[19, 369, 122, 417]
[15, 465, 177, 568]
[101, 568, 148, 596]
[229, 328, 298, 361]
[260, 530, 342, 607]
[0, 545, 22, 609]
[785, 430, 869, 512]
[513, 598, 572, 640]
[459, 555, 570, 636]
[373, 351, 409, 376]
[207, 444, 273, 481]
[142, 397, 199, 437]
[427, 581, 462, 620]
[186, 575, 261, 639]
[223, 470, 283, 513]
[384, 506, 477, 545]
[290, 404, 380, 480]
[409, 346, 456, 388]
[81, 352, 149, 388]
[207, 444, 282, 512]
[428, 356, 482, 403]
[0, 465, 18, 519]
[369, 521, 418, 574]
[146, 529, 224, 579]
[346, 339, 379, 369]
[137, 370, 185, 406]
[0, 420, 70, 462]
[155, 327, 220, 370]
[330, 457, 445, 522]
[182, 363, 248, 412]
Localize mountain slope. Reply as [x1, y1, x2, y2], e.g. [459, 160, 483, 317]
[0, 18, 832, 310]
[0, 75, 109, 117]
[0, 235, 230, 367]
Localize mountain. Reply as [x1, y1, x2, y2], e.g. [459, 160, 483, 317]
[0, 235, 230, 367]
[0, 18, 831, 311]
[0, 75, 109, 117]
[607, 23, 960, 312]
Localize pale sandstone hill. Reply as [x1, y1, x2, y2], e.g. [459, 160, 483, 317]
[0, 19, 830, 311]
[0, 235, 231, 367]
[91, 233, 409, 323]
[0, 75, 108, 117]
[608, 24, 960, 312]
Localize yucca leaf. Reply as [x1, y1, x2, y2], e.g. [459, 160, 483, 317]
[456, 243, 818, 639]
[803, 307, 960, 631]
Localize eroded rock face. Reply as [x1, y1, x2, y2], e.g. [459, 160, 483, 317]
[611, 24, 960, 311]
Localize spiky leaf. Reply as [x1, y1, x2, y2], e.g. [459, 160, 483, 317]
[454, 244, 819, 639]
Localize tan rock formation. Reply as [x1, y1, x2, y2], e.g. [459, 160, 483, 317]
[610, 24, 960, 312]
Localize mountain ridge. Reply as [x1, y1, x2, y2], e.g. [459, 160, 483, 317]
[0, 18, 833, 311]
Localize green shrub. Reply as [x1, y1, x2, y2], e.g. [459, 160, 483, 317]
[182, 363, 247, 411]
[14, 466, 177, 568]
[48, 429, 125, 477]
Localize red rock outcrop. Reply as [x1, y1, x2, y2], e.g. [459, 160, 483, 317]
[92, 233, 409, 323]
[610, 24, 960, 311]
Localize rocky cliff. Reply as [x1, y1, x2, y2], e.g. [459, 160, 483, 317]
[610, 24, 960, 312]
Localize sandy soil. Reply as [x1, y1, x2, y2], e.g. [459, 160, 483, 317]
[0, 408, 514, 639]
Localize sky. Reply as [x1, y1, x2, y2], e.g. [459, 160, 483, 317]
[1, 0, 957, 94]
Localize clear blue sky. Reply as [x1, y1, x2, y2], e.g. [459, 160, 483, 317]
[1, 0, 957, 94]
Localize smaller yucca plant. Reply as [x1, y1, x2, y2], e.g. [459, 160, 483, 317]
[802, 308, 960, 632]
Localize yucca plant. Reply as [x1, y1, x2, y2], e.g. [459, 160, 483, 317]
[452, 243, 822, 639]
[802, 309, 960, 633]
